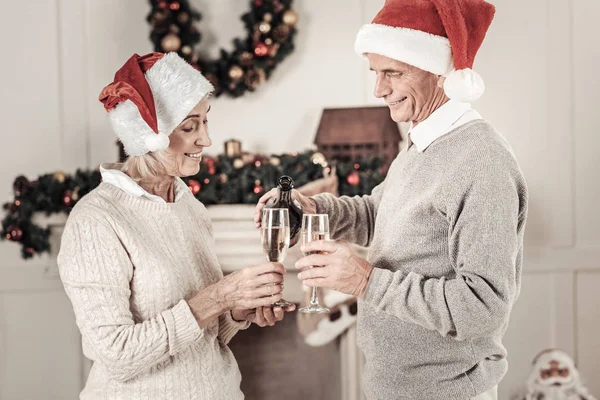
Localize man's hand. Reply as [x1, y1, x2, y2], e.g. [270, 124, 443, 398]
[295, 240, 373, 298]
[254, 188, 317, 229]
[231, 305, 296, 327]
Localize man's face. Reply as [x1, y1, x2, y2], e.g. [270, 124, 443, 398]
[367, 53, 445, 123]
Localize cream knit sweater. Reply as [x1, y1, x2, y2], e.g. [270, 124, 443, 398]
[57, 182, 249, 400]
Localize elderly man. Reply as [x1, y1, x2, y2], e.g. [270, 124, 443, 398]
[257, 0, 527, 399]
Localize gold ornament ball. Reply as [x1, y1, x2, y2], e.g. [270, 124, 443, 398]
[241, 153, 255, 164]
[244, 68, 266, 89]
[282, 10, 298, 26]
[177, 12, 189, 24]
[228, 65, 244, 80]
[311, 152, 328, 167]
[263, 12, 273, 22]
[161, 33, 182, 52]
[273, 24, 290, 42]
[153, 10, 167, 23]
[53, 171, 66, 183]
[269, 156, 281, 166]
[181, 45, 192, 55]
[220, 173, 229, 183]
[240, 51, 254, 66]
[257, 68, 266, 82]
[233, 158, 244, 169]
[258, 22, 271, 34]
[71, 187, 80, 202]
[169, 24, 180, 34]
[265, 38, 273, 45]
[268, 43, 279, 56]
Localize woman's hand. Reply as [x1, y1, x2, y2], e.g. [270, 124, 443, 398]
[232, 304, 296, 327]
[188, 262, 285, 328]
[254, 188, 317, 229]
[217, 262, 286, 309]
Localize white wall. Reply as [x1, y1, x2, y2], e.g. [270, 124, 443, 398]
[0, 0, 599, 399]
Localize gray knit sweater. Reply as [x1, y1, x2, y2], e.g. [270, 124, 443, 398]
[314, 120, 528, 399]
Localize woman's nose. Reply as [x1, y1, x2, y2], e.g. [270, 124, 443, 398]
[196, 128, 212, 147]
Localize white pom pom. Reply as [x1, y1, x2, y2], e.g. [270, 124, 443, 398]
[443, 68, 485, 102]
[144, 133, 170, 153]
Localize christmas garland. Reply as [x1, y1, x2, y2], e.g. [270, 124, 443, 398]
[1, 151, 385, 259]
[148, 0, 297, 97]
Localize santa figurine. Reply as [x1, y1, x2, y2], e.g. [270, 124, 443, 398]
[514, 349, 597, 400]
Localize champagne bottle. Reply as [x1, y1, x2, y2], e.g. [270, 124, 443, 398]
[265, 176, 303, 246]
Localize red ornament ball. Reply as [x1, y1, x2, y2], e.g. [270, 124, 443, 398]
[169, 2, 180, 10]
[273, 1, 284, 13]
[6, 225, 23, 241]
[347, 171, 360, 186]
[254, 42, 269, 57]
[204, 157, 217, 175]
[253, 184, 264, 194]
[188, 179, 201, 195]
[158, 1, 168, 8]
[63, 190, 75, 206]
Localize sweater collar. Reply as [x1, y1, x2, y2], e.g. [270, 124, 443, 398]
[100, 163, 190, 203]
[407, 100, 481, 152]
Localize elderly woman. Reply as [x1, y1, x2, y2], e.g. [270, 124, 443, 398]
[57, 52, 293, 400]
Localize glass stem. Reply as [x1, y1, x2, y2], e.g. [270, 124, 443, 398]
[309, 287, 319, 305]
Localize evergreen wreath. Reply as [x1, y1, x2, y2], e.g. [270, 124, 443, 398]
[147, 0, 298, 97]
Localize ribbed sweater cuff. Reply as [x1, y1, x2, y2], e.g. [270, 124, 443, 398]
[162, 299, 203, 356]
[219, 312, 250, 345]
[363, 267, 395, 307]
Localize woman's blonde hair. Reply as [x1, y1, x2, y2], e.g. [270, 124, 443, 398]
[122, 150, 177, 181]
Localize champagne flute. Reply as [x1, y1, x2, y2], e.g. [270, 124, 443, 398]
[299, 214, 331, 314]
[261, 208, 293, 308]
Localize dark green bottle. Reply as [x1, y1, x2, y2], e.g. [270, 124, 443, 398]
[265, 176, 303, 245]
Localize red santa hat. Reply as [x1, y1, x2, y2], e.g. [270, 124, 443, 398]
[98, 52, 214, 156]
[355, 0, 495, 102]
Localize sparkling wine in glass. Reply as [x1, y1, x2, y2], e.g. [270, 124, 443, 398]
[261, 208, 293, 307]
[299, 214, 331, 314]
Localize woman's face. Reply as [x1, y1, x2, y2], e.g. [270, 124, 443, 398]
[165, 99, 212, 177]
